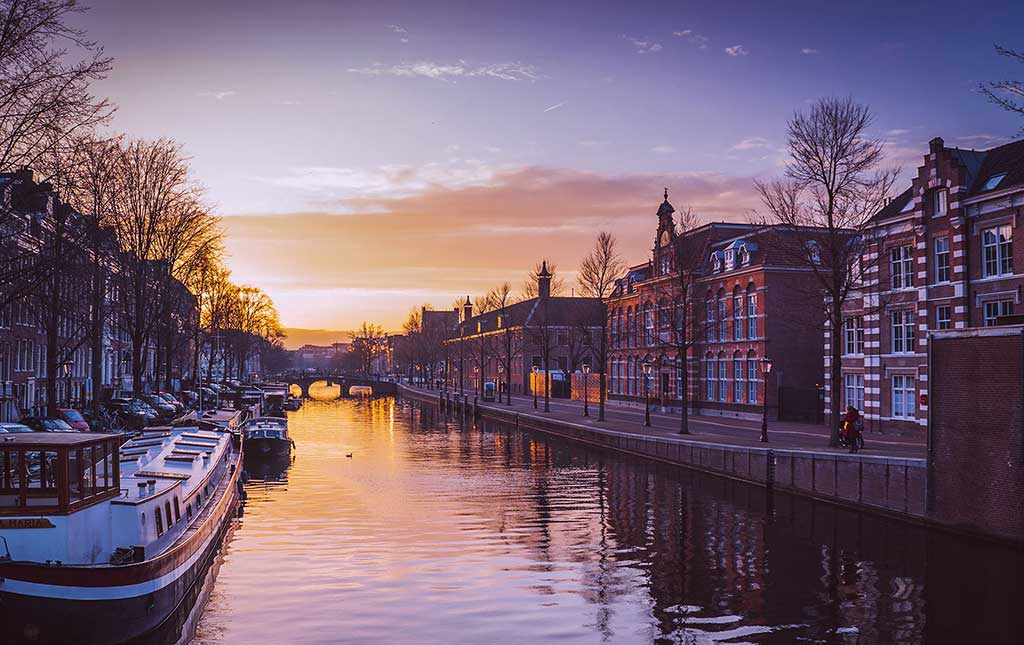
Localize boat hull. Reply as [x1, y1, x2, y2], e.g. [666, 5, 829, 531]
[0, 450, 242, 644]
[244, 436, 292, 457]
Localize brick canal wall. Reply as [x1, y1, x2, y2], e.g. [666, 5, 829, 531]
[401, 385, 928, 524]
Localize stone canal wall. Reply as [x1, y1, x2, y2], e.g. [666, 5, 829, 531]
[401, 385, 928, 523]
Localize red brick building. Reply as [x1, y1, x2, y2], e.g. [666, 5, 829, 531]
[607, 193, 825, 421]
[835, 137, 1024, 433]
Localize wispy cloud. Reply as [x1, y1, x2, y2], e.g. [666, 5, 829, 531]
[543, 101, 566, 113]
[883, 128, 910, 137]
[651, 145, 676, 154]
[197, 90, 236, 100]
[621, 35, 662, 54]
[348, 61, 539, 82]
[672, 29, 710, 50]
[725, 45, 749, 57]
[730, 137, 770, 151]
[800, 48, 818, 55]
[386, 24, 407, 33]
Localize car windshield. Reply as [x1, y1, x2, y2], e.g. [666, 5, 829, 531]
[63, 410, 85, 422]
[0, 424, 32, 433]
[46, 419, 74, 431]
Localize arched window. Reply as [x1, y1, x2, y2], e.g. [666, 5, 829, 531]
[705, 292, 715, 342]
[675, 357, 684, 399]
[626, 308, 634, 348]
[747, 350, 758, 403]
[717, 289, 727, 342]
[733, 350, 744, 402]
[644, 302, 654, 346]
[732, 286, 743, 340]
[717, 352, 727, 401]
[705, 353, 715, 400]
[746, 283, 757, 339]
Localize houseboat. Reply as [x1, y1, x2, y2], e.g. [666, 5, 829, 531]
[240, 417, 292, 458]
[0, 425, 243, 644]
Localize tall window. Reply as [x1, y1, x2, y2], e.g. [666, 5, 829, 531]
[984, 300, 1014, 327]
[982, 225, 1013, 277]
[844, 316, 864, 355]
[746, 353, 757, 403]
[717, 295, 727, 342]
[644, 306, 654, 346]
[746, 287, 757, 338]
[733, 353, 744, 402]
[845, 373, 865, 411]
[935, 305, 952, 330]
[717, 354, 727, 401]
[890, 245, 914, 289]
[626, 310, 633, 347]
[675, 361, 684, 399]
[934, 237, 950, 283]
[706, 358, 714, 400]
[892, 375, 915, 418]
[733, 289, 743, 340]
[891, 310, 915, 353]
[706, 300, 715, 342]
[933, 188, 948, 216]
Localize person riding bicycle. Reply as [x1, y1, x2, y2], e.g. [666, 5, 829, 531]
[843, 405, 863, 453]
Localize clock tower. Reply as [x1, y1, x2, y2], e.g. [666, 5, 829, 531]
[654, 188, 676, 276]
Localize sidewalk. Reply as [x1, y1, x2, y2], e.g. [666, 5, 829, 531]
[411, 385, 927, 459]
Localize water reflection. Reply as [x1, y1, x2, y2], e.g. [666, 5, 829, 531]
[182, 397, 1021, 644]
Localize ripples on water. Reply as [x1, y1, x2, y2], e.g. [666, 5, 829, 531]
[182, 394, 1022, 644]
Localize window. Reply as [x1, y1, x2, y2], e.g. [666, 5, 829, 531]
[934, 237, 950, 283]
[936, 305, 951, 330]
[675, 362, 684, 399]
[706, 300, 715, 342]
[165, 501, 173, 526]
[890, 246, 914, 289]
[891, 310, 915, 353]
[717, 296, 726, 342]
[984, 300, 1014, 327]
[644, 308, 654, 345]
[717, 355, 727, 401]
[155, 506, 164, 536]
[844, 374, 864, 412]
[733, 355, 744, 402]
[844, 316, 864, 355]
[982, 172, 1007, 191]
[892, 375, 916, 418]
[746, 289, 757, 338]
[982, 225, 1013, 277]
[706, 358, 714, 400]
[733, 291, 743, 340]
[933, 188, 947, 216]
[747, 354, 757, 403]
[173, 497, 181, 522]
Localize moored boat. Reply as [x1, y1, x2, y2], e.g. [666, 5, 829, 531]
[0, 426, 242, 644]
[240, 417, 292, 458]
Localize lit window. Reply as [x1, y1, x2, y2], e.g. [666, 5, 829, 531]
[934, 237, 950, 283]
[892, 375, 915, 418]
[982, 172, 1007, 191]
[933, 188, 947, 216]
[982, 225, 1013, 277]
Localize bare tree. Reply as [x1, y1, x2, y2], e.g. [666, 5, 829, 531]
[350, 321, 385, 376]
[577, 231, 624, 421]
[485, 282, 517, 404]
[755, 97, 898, 444]
[980, 45, 1024, 130]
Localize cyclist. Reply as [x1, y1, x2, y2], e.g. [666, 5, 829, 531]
[843, 405, 862, 453]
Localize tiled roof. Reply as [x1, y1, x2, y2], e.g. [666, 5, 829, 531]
[966, 138, 1024, 196]
[456, 296, 602, 336]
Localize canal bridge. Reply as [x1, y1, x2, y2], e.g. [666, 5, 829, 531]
[281, 372, 397, 398]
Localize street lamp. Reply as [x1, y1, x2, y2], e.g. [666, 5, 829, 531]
[532, 365, 539, 409]
[760, 357, 773, 442]
[642, 361, 652, 427]
[582, 363, 591, 417]
[497, 363, 504, 404]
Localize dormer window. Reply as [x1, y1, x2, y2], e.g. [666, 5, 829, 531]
[982, 172, 1007, 192]
[724, 250, 734, 268]
[738, 247, 749, 266]
[933, 188, 947, 217]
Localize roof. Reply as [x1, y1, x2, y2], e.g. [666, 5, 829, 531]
[456, 296, 603, 336]
[0, 432, 121, 447]
[965, 138, 1024, 196]
[872, 187, 914, 222]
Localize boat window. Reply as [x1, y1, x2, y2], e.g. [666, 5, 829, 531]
[165, 501, 173, 526]
[0, 436, 120, 515]
[187, 503, 193, 521]
[155, 505, 164, 536]
[173, 497, 181, 522]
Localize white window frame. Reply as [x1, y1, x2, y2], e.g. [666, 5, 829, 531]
[934, 237, 950, 284]
[982, 225, 1013, 278]
[706, 359, 714, 400]
[983, 300, 1014, 327]
[844, 316, 864, 355]
[890, 245, 914, 289]
[733, 358, 744, 402]
[844, 373, 864, 412]
[746, 293, 756, 338]
[936, 305, 951, 330]
[933, 188, 947, 216]
[891, 310, 915, 354]
[892, 374, 915, 418]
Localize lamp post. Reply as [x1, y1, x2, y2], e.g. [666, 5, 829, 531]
[642, 361, 652, 427]
[497, 363, 504, 404]
[62, 360, 74, 408]
[532, 365, 539, 409]
[582, 363, 590, 417]
[760, 357, 773, 443]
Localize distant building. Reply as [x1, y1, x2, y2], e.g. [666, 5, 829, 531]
[835, 136, 1024, 433]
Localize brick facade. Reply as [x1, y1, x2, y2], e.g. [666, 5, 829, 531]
[835, 136, 1024, 434]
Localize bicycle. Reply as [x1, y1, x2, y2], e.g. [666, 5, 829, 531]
[838, 421, 864, 451]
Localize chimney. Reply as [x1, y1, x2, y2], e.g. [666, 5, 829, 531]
[462, 296, 473, 322]
[537, 260, 552, 299]
[929, 137, 944, 154]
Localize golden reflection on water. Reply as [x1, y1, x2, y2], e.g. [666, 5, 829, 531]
[188, 397, 1024, 645]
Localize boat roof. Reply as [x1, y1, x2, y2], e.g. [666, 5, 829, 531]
[0, 432, 121, 447]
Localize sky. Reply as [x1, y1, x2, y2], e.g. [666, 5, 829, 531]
[75, 0, 1024, 340]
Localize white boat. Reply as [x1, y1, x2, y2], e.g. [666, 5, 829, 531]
[0, 425, 242, 643]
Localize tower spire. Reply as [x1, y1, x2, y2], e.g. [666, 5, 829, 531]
[664, 187, 668, 201]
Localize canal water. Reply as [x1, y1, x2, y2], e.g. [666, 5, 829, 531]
[182, 393, 1021, 644]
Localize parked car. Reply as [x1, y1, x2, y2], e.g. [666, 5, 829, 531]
[0, 422, 33, 433]
[155, 392, 185, 414]
[20, 417, 78, 432]
[105, 398, 157, 429]
[140, 394, 176, 418]
[57, 408, 91, 432]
